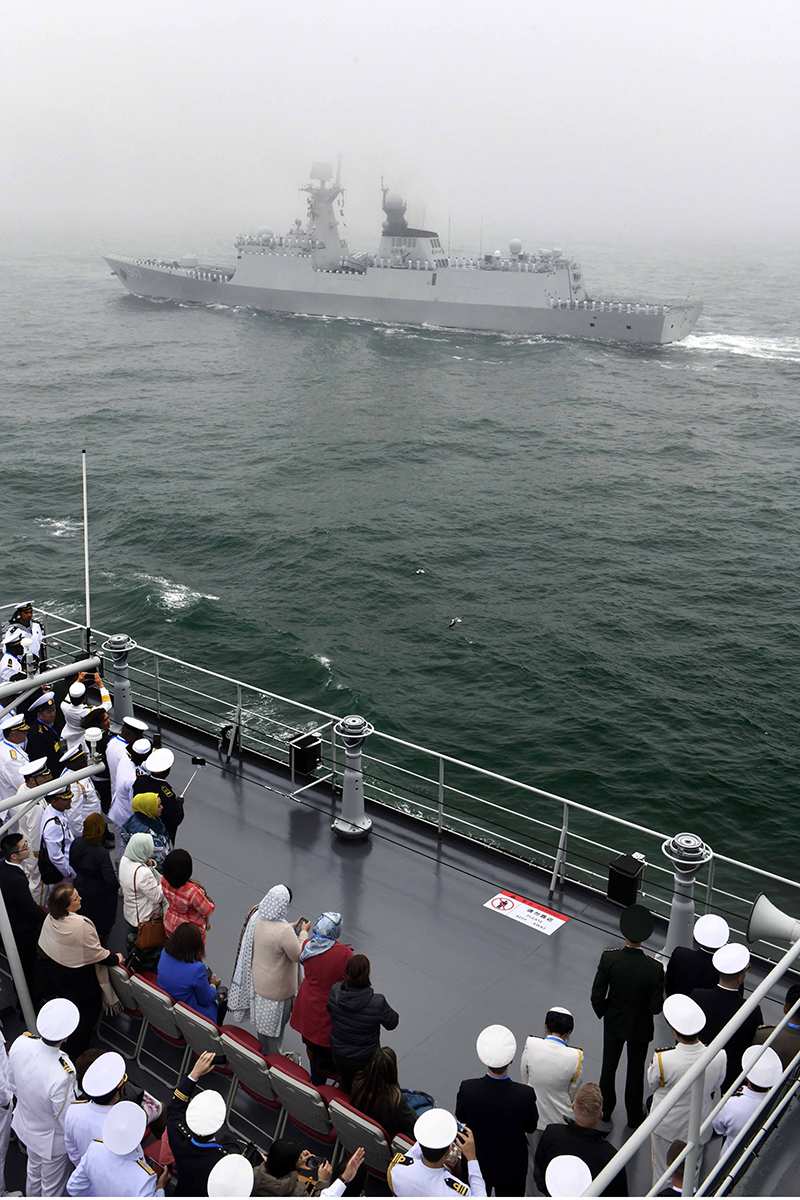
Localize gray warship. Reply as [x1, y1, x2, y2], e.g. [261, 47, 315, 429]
[105, 162, 701, 344]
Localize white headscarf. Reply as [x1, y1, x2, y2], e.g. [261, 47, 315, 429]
[228, 885, 290, 1021]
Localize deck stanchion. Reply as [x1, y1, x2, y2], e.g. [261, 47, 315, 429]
[548, 803, 569, 899]
[332, 715, 374, 841]
[438, 757, 445, 835]
[661, 833, 713, 958]
[154, 654, 161, 723]
[682, 1072, 705, 1195]
[103, 634, 138, 725]
[704, 855, 716, 915]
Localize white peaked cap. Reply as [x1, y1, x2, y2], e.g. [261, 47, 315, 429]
[548, 1006, 573, 1016]
[186, 1089, 227, 1136]
[0, 713, 25, 731]
[102, 1101, 147, 1156]
[713, 943, 750, 974]
[69, 683, 86, 700]
[413, 1107, 458, 1149]
[545, 1155, 593, 1197]
[663, 994, 706, 1037]
[60, 745, 85, 762]
[146, 748, 174, 773]
[132, 738, 152, 756]
[37, 998, 80, 1040]
[82, 1051, 126, 1098]
[29, 691, 55, 711]
[3, 628, 23, 644]
[742, 1045, 782, 1088]
[123, 717, 149, 732]
[694, 914, 729, 950]
[20, 757, 48, 777]
[207, 1155, 255, 1197]
[476, 1023, 517, 1068]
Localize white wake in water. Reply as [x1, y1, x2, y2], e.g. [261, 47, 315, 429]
[36, 517, 82, 538]
[683, 333, 800, 364]
[133, 572, 219, 612]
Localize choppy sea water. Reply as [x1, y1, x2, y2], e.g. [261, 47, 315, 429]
[2, 232, 799, 874]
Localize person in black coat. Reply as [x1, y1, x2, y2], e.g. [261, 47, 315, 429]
[665, 914, 729, 997]
[25, 692, 66, 778]
[167, 1051, 240, 1197]
[69, 814, 119, 945]
[327, 954, 398, 1093]
[534, 1083, 628, 1196]
[691, 943, 763, 1092]
[591, 904, 664, 1127]
[455, 1024, 538, 1196]
[0, 832, 45, 985]
[133, 747, 185, 846]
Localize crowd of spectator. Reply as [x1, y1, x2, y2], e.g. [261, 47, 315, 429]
[0, 605, 793, 1197]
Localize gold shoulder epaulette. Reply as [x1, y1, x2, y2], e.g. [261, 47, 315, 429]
[137, 1159, 156, 1174]
[388, 1153, 413, 1169]
[445, 1179, 469, 1195]
[60, 1057, 74, 1073]
[23, 1031, 38, 1038]
[654, 1046, 672, 1053]
[73, 1098, 88, 1104]
[94, 1138, 103, 1143]
[604, 946, 620, 952]
[173, 1088, 190, 1102]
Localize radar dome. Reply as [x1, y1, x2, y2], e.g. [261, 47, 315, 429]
[384, 193, 404, 212]
[257, 226, 274, 237]
[509, 239, 523, 256]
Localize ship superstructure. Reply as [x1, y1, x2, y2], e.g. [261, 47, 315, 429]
[106, 161, 702, 344]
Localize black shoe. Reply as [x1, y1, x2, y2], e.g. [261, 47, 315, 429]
[102, 831, 116, 848]
[626, 1111, 648, 1129]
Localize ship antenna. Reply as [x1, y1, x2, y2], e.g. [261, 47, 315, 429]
[448, 209, 451, 259]
[81, 449, 92, 655]
[479, 214, 483, 260]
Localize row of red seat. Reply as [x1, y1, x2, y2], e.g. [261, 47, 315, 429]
[99, 964, 413, 1180]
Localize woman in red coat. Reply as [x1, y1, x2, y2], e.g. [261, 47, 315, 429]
[290, 911, 352, 1083]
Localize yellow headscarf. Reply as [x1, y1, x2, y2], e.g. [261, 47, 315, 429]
[132, 792, 160, 820]
[82, 813, 106, 845]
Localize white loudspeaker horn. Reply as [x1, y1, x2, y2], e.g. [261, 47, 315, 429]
[747, 892, 800, 945]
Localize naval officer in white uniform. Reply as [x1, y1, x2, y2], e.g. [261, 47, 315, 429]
[5, 602, 45, 660]
[0, 712, 31, 820]
[67, 1100, 169, 1197]
[64, 1051, 127, 1165]
[15, 757, 52, 901]
[61, 676, 112, 755]
[713, 1044, 783, 1153]
[647, 993, 726, 1185]
[521, 1005, 584, 1128]
[40, 784, 76, 883]
[8, 997, 80, 1196]
[388, 1108, 487, 1196]
[109, 737, 152, 829]
[107, 716, 150, 805]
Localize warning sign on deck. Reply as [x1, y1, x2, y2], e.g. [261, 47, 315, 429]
[484, 890, 569, 935]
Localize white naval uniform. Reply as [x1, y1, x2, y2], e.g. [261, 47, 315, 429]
[0, 737, 29, 822]
[106, 734, 129, 802]
[66, 1139, 164, 1197]
[16, 781, 48, 901]
[0, 653, 24, 685]
[8, 1030, 77, 1197]
[40, 803, 76, 882]
[388, 1143, 487, 1196]
[109, 753, 142, 828]
[520, 1034, 584, 1129]
[0, 1032, 12, 1194]
[648, 1040, 726, 1184]
[64, 772, 102, 838]
[5, 619, 45, 659]
[712, 1085, 764, 1152]
[60, 688, 112, 755]
[64, 1099, 109, 1165]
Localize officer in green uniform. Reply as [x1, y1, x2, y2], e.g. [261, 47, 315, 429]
[591, 904, 664, 1128]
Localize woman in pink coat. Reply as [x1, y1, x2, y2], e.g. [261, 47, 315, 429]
[291, 912, 352, 1083]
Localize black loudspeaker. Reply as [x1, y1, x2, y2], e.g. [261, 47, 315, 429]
[607, 853, 644, 907]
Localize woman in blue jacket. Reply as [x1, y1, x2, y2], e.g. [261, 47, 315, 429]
[157, 921, 227, 1023]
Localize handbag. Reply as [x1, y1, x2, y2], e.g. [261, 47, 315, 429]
[133, 866, 168, 950]
[39, 817, 66, 885]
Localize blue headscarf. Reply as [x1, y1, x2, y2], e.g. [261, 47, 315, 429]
[300, 911, 343, 962]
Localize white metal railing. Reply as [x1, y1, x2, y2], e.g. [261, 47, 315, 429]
[13, 605, 800, 966]
[586, 937, 800, 1196]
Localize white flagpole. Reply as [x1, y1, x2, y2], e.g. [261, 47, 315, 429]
[82, 448, 91, 652]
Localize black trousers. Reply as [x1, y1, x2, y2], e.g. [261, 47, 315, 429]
[599, 1029, 649, 1125]
[484, 1169, 527, 1197]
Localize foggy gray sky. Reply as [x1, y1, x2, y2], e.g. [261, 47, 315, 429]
[4, 0, 799, 246]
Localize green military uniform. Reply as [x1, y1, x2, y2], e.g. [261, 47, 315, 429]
[591, 905, 664, 1127]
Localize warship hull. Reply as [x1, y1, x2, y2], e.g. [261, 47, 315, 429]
[105, 254, 701, 344]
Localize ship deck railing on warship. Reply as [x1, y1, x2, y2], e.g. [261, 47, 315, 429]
[28, 606, 800, 970]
